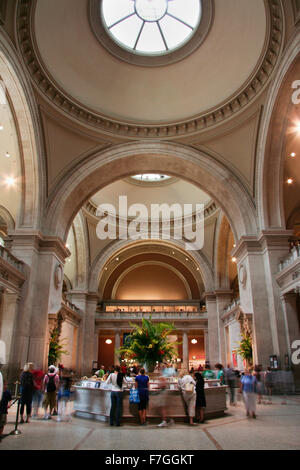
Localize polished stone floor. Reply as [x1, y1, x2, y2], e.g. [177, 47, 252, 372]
[1, 394, 300, 450]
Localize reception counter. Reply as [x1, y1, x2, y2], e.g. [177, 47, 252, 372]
[74, 382, 227, 422]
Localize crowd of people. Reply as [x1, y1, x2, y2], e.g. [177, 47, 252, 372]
[0, 360, 293, 436]
[0, 362, 73, 438]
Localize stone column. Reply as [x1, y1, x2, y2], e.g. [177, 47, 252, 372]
[114, 331, 120, 365]
[215, 290, 232, 366]
[7, 231, 70, 372]
[67, 291, 87, 376]
[182, 330, 189, 370]
[232, 232, 293, 368]
[83, 293, 98, 376]
[204, 328, 209, 364]
[205, 292, 219, 368]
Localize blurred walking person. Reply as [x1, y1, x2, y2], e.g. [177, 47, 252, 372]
[32, 367, 44, 418]
[42, 365, 59, 420]
[20, 362, 34, 423]
[224, 364, 236, 406]
[240, 369, 257, 418]
[157, 371, 174, 427]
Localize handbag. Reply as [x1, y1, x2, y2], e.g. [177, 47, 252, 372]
[184, 382, 195, 393]
[129, 388, 140, 404]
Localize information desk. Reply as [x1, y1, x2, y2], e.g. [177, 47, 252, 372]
[74, 381, 227, 422]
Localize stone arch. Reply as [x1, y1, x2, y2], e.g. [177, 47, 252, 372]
[45, 141, 258, 243]
[257, 34, 300, 230]
[0, 205, 15, 232]
[111, 261, 193, 300]
[0, 32, 44, 230]
[89, 238, 214, 295]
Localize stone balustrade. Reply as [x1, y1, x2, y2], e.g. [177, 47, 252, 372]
[223, 298, 240, 315]
[0, 245, 24, 274]
[96, 310, 207, 321]
[278, 245, 300, 272]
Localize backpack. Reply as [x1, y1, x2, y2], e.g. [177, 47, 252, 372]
[47, 374, 57, 392]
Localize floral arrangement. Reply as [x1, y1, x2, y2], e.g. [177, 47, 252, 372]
[236, 331, 253, 366]
[48, 327, 68, 367]
[117, 317, 180, 372]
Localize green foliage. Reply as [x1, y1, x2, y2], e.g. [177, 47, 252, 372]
[236, 331, 253, 364]
[118, 317, 180, 369]
[48, 327, 69, 366]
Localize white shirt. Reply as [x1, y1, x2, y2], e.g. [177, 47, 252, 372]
[178, 375, 196, 394]
[105, 372, 124, 392]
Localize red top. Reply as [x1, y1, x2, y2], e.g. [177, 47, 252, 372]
[32, 369, 44, 390]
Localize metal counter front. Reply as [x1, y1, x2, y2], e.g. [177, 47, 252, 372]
[74, 384, 227, 422]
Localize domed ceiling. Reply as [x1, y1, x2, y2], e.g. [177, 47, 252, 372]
[33, 0, 267, 124]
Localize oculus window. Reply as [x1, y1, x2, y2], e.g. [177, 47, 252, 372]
[101, 0, 202, 55]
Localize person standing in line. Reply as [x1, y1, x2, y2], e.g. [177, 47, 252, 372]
[215, 364, 225, 385]
[194, 372, 206, 423]
[264, 367, 273, 404]
[20, 362, 34, 423]
[240, 369, 257, 419]
[178, 368, 196, 425]
[42, 365, 59, 420]
[224, 364, 236, 406]
[32, 368, 44, 418]
[135, 368, 149, 425]
[0, 363, 3, 402]
[202, 364, 216, 380]
[253, 364, 263, 404]
[106, 365, 125, 426]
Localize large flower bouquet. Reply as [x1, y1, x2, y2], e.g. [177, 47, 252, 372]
[118, 317, 179, 372]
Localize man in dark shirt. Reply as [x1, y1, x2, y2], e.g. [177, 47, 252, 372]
[0, 382, 12, 437]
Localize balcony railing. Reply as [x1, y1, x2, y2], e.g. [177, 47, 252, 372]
[278, 245, 300, 272]
[0, 245, 24, 274]
[223, 298, 240, 315]
[96, 310, 207, 321]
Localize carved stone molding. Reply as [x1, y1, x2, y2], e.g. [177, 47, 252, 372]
[16, 0, 284, 138]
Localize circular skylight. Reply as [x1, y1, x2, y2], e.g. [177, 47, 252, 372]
[101, 0, 202, 55]
[131, 174, 172, 182]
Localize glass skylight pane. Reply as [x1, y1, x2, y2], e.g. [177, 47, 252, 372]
[159, 15, 191, 50]
[136, 22, 166, 53]
[110, 15, 143, 49]
[168, 0, 201, 28]
[102, 0, 135, 27]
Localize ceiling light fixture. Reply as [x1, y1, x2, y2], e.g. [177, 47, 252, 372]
[0, 125, 3, 130]
[5, 151, 10, 158]
[5, 176, 16, 187]
[290, 152, 296, 157]
[191, 339, 198, 344]
[287, 178, 293, 184]
[232, 257, 237, 263]
[105, 339, 112, 344]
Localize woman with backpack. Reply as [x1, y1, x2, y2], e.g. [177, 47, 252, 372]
[42, 365, 59, 420]
[178, 368, 196, 425]
[20, 362, 34, 423]
[106, 365, 125, 426]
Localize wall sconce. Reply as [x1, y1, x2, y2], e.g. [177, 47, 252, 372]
[105, 339, 112, 344]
